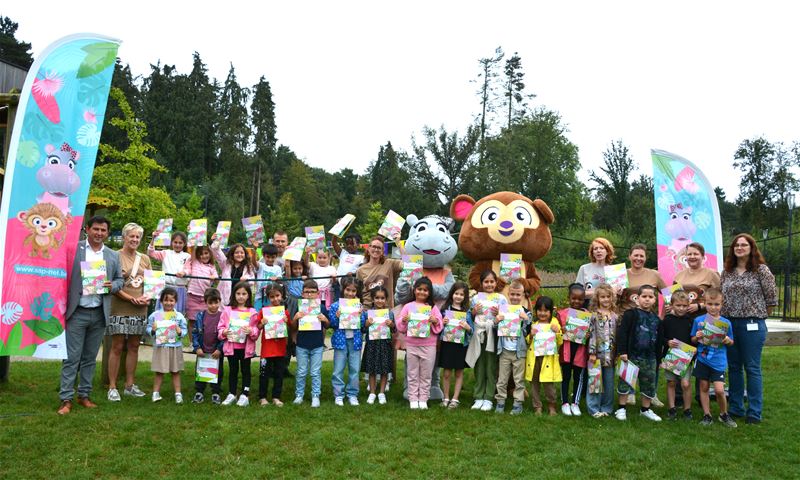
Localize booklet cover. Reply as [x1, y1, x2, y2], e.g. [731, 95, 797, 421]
[304, 225, 326, 252]
[262, 306, 288, 339]
[498, 304, 523, 337]
[378, 210, 405, 240]
[214, 221, 232, 249]
[143, 270, 166, 300]
[616, 359, 640, 389]
[154, 311, 179, 346]
[588, 359, 603, 394]
[195, 356, 219, 384]
[227, 311, 251, 343]
[242, 215, 265, 246]
[701, 318, 729, 347]
[283, 237, 308, 262]
[533, 330, 557, 356]
[400, 254, 424, 285]
[80, 260, 108, 295]
[660, 283, 683, 304]
[329, 214, 356, 237]
[603, 263, 629, 290]
[441, 310, 467, 343]
[407, 304, 432, 338]
[298, 299, 322, 331]
[339, 298, 362, 330]
[474, 292, 501, 318]
[153, 218, 173, 247]
[187, 219, 208, 247]
[368, 309, 391, 340]
[499, 253, 522, 282]
[660, 340, 697, 377]
[562, 309, 591, 344]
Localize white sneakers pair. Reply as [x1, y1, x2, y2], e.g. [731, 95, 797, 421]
[334, 396, 360, 406]
[470, 399, 493, 411]
[221, 393, 250, 407]
[292, 396, 321, 407]
[151, 392, 182, 403]
[366, 393, 387, 405]
[409, 401, 429, 410]
[614, 407, 662, 422]
[561, 403, 582, 416]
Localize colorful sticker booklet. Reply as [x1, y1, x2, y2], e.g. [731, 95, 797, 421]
[562, 308, 592, 344]
[368, 309, 391, 340]
[441, 310, 467, 343]
[262, 306, 288, 339]
[80, 260, 108, 295]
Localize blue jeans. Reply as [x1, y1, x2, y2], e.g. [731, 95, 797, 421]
[295, 346, 323, 399]
[586, 365, 615, 415]
[332, 338, 361, 399]
[727, 318, 767, 420]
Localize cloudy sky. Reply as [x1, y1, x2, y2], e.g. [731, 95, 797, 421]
[6, 1, 799, 198]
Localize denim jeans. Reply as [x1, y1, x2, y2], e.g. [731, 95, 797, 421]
[295, 346, 323, 398]
[332, 338, 361, 399]
[727, 318, 767, 420]
[586, 365, 615, 415]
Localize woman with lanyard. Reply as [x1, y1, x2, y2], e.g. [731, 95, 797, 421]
[720, 234, 777, 424]
[106, 223, 152, 402]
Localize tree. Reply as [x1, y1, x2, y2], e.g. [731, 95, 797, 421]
[267, 193, 301, 236]
[356, 201, 388, 242]
[0, 16, 33, 68]
[503, 52, 531, 130]
[590, 140, 636, 230]
[250, 76, 278, 216]
[214, 64, 252, 219]
[366, 142, 437, 216]
[474, 47, 504, 164]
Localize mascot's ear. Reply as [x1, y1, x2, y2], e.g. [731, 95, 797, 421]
[406, 214, 419, 228]
[533, 199, 555, 225]
[450, 194, 476, 221]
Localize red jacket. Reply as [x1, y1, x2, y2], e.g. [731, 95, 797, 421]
[558, 308, 589, 368]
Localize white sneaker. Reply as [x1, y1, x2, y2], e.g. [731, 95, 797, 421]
[236, 394, 249, 407]
[367, 393, 377, 404]
[221, 393, 237, 406]
[311, 397, 320, 408]
[562, 403, 572, 416]
[348, 396, 359, 406]
[377, 393, 387, 405]
[335, 397, 344, 406]
[410, 401, 419, 409]
[419, 401, 428, 410]
[640, 409, 662, 422]
[152, 392, 162, 403]
[471, 399, 483, 410]
[107, 389, 121, 402]
[651, 396, 664, 408]
[293, 396, 303, 405]
[614, 407, 627, 421]
[570, 403, 582, 416]
[480, 400, 493, 411]
[124, 384, 146, 398]
[175, 393, 183, 404]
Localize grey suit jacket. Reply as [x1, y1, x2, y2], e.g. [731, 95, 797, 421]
[65, 242, 124, 321]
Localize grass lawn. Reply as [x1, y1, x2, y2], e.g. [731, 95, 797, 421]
[1, 347, 798, 479]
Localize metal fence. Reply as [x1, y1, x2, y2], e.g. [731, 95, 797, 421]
[773, 270, 800, 321]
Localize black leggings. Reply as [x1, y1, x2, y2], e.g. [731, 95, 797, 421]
[561, 343, 585, 404]
[259, 356, 288, 400]
[227, 349, 251, 396]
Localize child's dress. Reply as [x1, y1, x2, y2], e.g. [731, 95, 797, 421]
[148, 310, 188, 373]
[360, 309, 396, 375]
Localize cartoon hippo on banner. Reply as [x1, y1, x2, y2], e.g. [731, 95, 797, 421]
[394, 214, 458, 401]
[36, 142, 81, 215]
[665, 203, 696, 253]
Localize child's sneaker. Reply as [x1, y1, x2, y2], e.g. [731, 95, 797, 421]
[614, 407, 627, 421]
[592, 411, 605, 418]
[410, 401, 419, 409]
[124, 384, 147, 398]
[311, 397, 320, 408]
[152, 392, 162, 403]
[236, 394, 249, 407]
[570, 403, 581, 416]
[480, 400, 493, 412]
[211, 393, 221, 405]
[293, 396, 303, 405]
[221, 393, 237, 406]
[107, 388, 121, 402]
[471, 400, 483, 410]
[335, 397, 344, 406]
[561, 403, 572, 416]
[192, 393, 204, 404]
[175, 393, 183, 404]
[510, 402, 523, 416]
[348, 396, 359, 406]
[683, 409, 693, 420]
[441, 399, 450, 408]
[719, 413, 738, 428]
[367, 393, 377, 404]
[377, 393, 387, 405]
[495, 403, 505, 414]
[640, 408, 662, 422]
[272, 398, 284, 407]
[448, 399, 460, 409]
[260, 398, 269, 406]
[700, 414, 713, 426]
[419, 401, 428, 410]
[667, 407, 678, 421]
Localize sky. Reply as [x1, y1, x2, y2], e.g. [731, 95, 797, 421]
[5, 1, 800, 199]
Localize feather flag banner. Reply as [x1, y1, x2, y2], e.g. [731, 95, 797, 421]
[651, 149, 722, 286]
[0, 34, 120, 358]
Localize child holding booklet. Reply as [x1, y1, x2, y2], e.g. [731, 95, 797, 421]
[218, 282, 260, 407]
[615, 284, 664, 422]
[524, 296, 562, 416]
[257, 283, 290, 406]
[180, 245, 219, 325]
[661, 290, 695, 420]
[148, 230, 190, 314]
[397, 276, 443, 410]
[147, 287, 188, 403]
[587, 284, 618, 417]
[327, 277, 365, 406]
[291, 279, 330, 407]
[493, 280, 532, 415]
[192, 288, 224, 404]
[361, 286, 395, 404]
[309, 249, 338, 316]
[559, 283, 589, 416]
[691, 288, 737, 427]
[466, 270, 507, 411]
[255, 244, 282, 310]
[438, 282, 473, 409]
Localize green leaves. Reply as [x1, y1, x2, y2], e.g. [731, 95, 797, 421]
[77, 42, 119, 78]
[652, 154, 677, 183]
[24, 316, 64, 342]
[1, 323, 37, 355]
[77, 74, 109, 107]
[16, 140, 40, 167]
[30, 293, 54, 319]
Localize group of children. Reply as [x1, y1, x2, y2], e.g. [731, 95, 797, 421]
[143, 230, 737, 427]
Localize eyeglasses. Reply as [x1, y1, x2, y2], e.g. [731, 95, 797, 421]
[369, 245, 383, 250]
[734, 243, 750, 248]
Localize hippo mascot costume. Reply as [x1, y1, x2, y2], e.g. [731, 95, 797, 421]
[394, 214, 457, 401]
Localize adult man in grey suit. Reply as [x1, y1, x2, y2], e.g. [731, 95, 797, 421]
[58, 216, 124, 415]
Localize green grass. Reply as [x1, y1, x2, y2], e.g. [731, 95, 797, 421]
[1, 347, 798, 479]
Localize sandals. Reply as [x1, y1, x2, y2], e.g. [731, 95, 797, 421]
[448, 399, 460, 409]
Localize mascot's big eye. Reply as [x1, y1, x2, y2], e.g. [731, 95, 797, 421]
[47, 219, 58, 228]
[416, 224, 427, 232]
[670, 212, 678, 220]
[688, 292, 697, 301]
[437, 224, 447, 233]
[48, 156, 60, 165]
[480, 206, 500, 224]
[68, 160, 76, 170]
[514, 206, 533, 225]
[682, 213, 690, 220]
